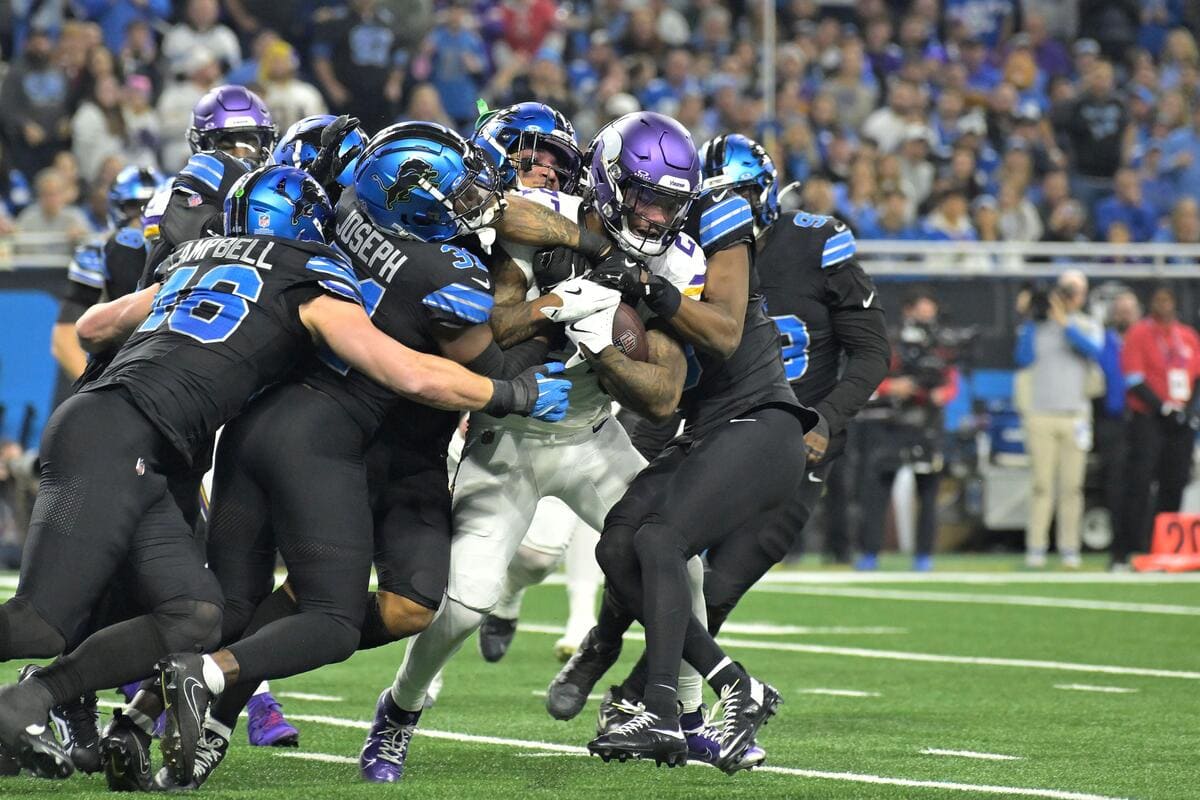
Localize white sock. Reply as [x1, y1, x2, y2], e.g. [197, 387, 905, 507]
[201, 655, 227, 695]
[391, 598, 482, 712]
[252, 681, 271, 697]
[563, 523, 602, 643]
[125, 708, 157, 737]
[679, 555, 707, 712]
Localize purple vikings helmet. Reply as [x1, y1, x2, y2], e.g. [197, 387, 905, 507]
[188, 85, 278, 165]
[587, 112, 700, 257]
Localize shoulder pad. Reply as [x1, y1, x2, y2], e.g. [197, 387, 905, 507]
[305, 253, 365, 305]
[178, 152, 228, 196]
[780, 212, 856, 269]
[114, 227, 145, 250]
[648, 233, 707, 298]
[68, 240, 108, 288]
[695, 191, 754, 254]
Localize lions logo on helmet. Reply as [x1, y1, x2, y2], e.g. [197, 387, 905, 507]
[373, 159, 440, 210]
[225, 165, 333, 243]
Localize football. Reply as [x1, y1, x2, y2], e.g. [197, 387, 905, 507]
[612, 302, 649, 362]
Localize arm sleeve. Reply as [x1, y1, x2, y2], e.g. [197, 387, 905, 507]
[1014, 321, 1036, 367]
[814, 305, 891, 435]
[1064, 322, 1102, 361]
[465, 338, 551, 379]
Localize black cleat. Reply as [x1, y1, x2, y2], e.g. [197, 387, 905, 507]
[51, 692, 101, 774]
[101, 710, 153, 792]
[588, 711, 687, 767]
[478, 615, 518, 663]
[0, 742, 19, 776]
[545, 628, 622, 721]
[157, 654, 212, 787]
[151, 727, 228, 791]
[595, 685, 644, 736]
[712, 675, 783, 772]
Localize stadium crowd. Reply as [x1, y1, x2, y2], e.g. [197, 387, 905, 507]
[0, 1, 1199, 253]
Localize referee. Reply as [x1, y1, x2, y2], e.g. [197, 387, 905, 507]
[1116, 286, 1200, 567]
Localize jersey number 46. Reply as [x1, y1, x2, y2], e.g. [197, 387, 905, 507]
[137, 264, 263, 344]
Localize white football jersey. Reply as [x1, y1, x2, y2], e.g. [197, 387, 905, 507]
[475, 187, 706, 434]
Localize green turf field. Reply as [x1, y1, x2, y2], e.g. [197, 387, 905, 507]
[1, 556, 1196, 799]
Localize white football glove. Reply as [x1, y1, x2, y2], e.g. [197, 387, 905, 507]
[562, 305, 617, 368]
[542, 276, 620, 323]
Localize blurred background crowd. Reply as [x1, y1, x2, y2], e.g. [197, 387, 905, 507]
[0, 0, 1199, 254]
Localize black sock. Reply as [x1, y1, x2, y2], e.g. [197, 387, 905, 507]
[593, 589, 634, 648]
[211, 588, 299, 730]
[618, 652, 649, 700]
[356, 593, 395, 651]
[704, 658, 748, 696]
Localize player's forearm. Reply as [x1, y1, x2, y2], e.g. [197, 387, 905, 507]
[663, 295, 742, 359]
[51, 323, 88, 379]
[368, 346, 497, 411]
[489, 298, 559, 348]
[494, 194, 583, 248]
[75, 285, 158, 353]
[818, 307, 891, 433]
[588, 346, 681, 423]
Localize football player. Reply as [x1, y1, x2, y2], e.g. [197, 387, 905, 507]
[52, 166, 163, 382]
[546, 122, 821, 771]
[356, 111, 710, 784]
[0, 163, 569, 780]
[584, 135, 889, 768]
[147, 123, 574, 791]
[470, 102, 608, 664]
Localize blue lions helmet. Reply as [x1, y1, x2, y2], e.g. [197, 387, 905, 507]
[698, 134, 779, 235]
[354, 121, 503, 242]
[224, 165, 333, 243]
[108, 165, 164, 226]
[271, 114, 368, 187]
[472, 102, 582, 193]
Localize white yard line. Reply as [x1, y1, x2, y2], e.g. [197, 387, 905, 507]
[756, 586, 1200, 616]
[275, 751, 357, 765]
[276, 692, 343, 703]
[797, 688, 882, 698]
[283, 714, 1130, 800]
[922, 748, 1022, 761]
[1054, 684, 1140, 694]
[541, 571, 1200, 586]
[529, 690, 603, 701]
[518, 623, 1200, 680]
[720, 622, 907, 635]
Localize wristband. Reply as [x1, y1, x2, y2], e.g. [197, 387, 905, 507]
[577, 229, 613, 262]
[482, 378, 516, 416]
[644, 274, 683, 319]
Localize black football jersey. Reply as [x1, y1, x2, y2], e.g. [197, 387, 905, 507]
[756, 211, 879, 408]
[84, 235, 362, 463]
[684, 190, 755, 261]
[303, 197, 495, 442]
[58, 227, 148, 323]
[141, 151, 252, 286]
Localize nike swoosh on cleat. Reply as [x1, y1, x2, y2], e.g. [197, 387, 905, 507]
[807, 472, 824, 483]
[183, 678, 206, 734]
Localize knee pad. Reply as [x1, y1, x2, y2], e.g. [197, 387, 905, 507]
[510, 545, 561, 583]
[595, 525, 636, 578]
[631, 522, 686, 565]
[153, 599, 223, 653]
[379, 592, 438, 639]
[0, 598, 66, 659]
[757, 522, 798, 565]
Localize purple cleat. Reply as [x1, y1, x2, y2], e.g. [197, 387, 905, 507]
[246, 693, 299, 747]
[681, 710, 721, 765]
[359, 690, 420, 783]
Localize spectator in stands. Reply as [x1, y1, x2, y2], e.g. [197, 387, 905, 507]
[121, 74, 161, 170]
[1096, 289, 1140, 570]
[1118, 285, 1200, 567]
[74, 0, 169, 55]
[0, 27, 71, 177]
[1014, 270, 1101, 568]
[1095, 167, 1159, 243]
[403, 82, 454, 129]
[1044, 199, 1090, 244]
[1061, 59, 1131, 215]
[256, 39, 327, 131]
[15, 168, 89, 256]
[157, 48, 222, 173]
[417, 1, 487, 129]
[118, 19, 164, 94]
[862, 78, 924, 153]
[898, 125, 935, 207]
[945, 0, 1015, 48]
[162, 0, 241, 75]
[827, 39, 879, 132]
[640, 49, 700, 114]
[71, 74, 127, 184]
[921, 188, 977, 241]
[1024, 12, 1071, 78]
[1079, 0, 1141, 61]
[223, 0, 310, 48]
[313, 0, 406, 133]
[494, 0, 559, 63]
[998, 179, 1044, 242]
[1161, 103, 1200, 205]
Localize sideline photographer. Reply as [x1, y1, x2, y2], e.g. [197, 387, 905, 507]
[1116, 285, 1200, 567]
[855, 289, 959, 571]
[1014, 270, 1102, 568]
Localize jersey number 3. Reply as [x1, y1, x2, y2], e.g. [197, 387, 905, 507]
[137, 264, 263, 343]
[772, 314, 810, 381]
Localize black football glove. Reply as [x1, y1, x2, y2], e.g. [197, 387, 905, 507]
[532, 246, 591, 293]
[587, 253, 647, 307]
[308, 114, 362, 199]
